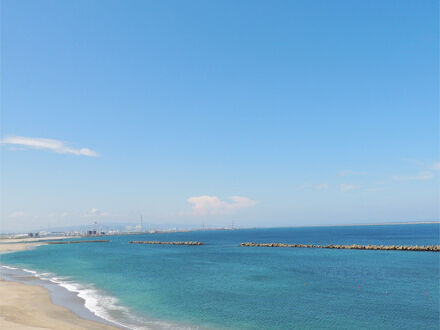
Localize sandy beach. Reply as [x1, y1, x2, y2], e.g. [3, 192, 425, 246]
[0, 235, 77, 254]
[0, 236, 73, 244]
[0, 242, 47, 254]
[0, 280, 119, 330]
[0, 242, 120, 330]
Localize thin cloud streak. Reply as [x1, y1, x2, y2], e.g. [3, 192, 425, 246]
[390, 160, 440, 181]
[187, 196, 257, 216]
[392, 171, 434, 181]
[8, 211, 26, 218]
[429, 162, 440, 171]
[1, 136, 98, 157]
[297, 183, 329, 190]
[339, 170, 367, 177]
[340, 184, 359, 192]
[83, 208, 111, 217]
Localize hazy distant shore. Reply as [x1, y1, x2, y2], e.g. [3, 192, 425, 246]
[282, 221, 440, 229]
[1, 221, 438, 238]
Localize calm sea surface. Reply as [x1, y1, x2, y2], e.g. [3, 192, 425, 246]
[1, 224, 439, 329]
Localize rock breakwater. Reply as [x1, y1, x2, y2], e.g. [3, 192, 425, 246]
[47, 240, 110, 244]
[129, 241, 204, 245]
[240, 242, 440, 252]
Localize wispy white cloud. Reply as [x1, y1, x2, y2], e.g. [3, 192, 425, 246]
[45, 211, 70, 219]
[83, 208, 111, 217]
[392, 171, 434, 181]
[89, 208, 99, 215]
[1, 136, 98, 157]
[365, 186, 390, 192]
[373, 181, 386, 185]
[187, 196, 257, 216]
[297, 183, 329, 190]
[340, 184, 359, 192]
[391, 160, 439, 181]
[8, 211, 26, 218]
[401, 158, 425, 166]
[339, 170, 367, 177]
[429, 162, 440, 171]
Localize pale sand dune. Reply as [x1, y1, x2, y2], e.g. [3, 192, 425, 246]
[0, 280, 119, 330]
[0, 236, 72, 244]
[0, 243, 47, 254]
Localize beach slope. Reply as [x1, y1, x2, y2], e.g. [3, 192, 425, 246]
[0, 241, 119, 329]
[0, 279, 118, 330]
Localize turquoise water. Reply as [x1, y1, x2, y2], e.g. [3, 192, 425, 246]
[1, 224, 439, 329]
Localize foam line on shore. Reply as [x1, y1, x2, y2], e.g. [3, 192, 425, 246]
[2, 266, 130, 328]
[1, 264, 200, 330]
[42, 275, 198, 329]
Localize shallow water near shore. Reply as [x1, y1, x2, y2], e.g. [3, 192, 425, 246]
[1, 224, 439, 329]
[0, 265, 126, 328]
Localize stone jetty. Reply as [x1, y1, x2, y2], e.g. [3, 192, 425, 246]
[47, 240, 109, 244]
[129, 241, 204, 246]
[239, 242, 440, 252]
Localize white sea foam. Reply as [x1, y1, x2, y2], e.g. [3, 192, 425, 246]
[1, 265, 18, 270]
[22, 268, 37, 275]
[50, 277, 197, 329]
[44, 276, 141, 329]
[1, 265, 198, 330]
[22, 268, 53, 279]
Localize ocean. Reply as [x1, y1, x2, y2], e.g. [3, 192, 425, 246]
[1, 224, 439, 329]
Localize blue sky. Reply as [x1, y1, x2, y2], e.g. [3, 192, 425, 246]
[1, 0, 438, 232]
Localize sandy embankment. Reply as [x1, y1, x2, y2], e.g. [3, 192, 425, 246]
[0, 236, 75, 254]
[0, 236, 73, 244]
[0, 242, 47, 254]
[0, 242, 120, 329]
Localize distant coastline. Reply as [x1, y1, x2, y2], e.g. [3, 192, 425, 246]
[1, 221, 439, 238]
[288, 220, 440, 228]
[239, 221, 440, 231]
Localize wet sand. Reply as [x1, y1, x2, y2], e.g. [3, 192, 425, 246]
[0, 242, 120, 330]
[0, 279, 119, 330]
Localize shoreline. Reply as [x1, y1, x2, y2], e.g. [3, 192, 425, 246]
[0, 278, 121, 330]
[0, 236, 74, 243]
[0, 242, 48, 254]
[0, 242, 204, 330]
[263, 221, 440, 229]
[0, 242, 124, 330]
[1, 223, 436, 329]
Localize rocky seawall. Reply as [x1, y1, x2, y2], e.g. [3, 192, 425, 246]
[240, 242, 440, 252]
[129, 241, 204, 245]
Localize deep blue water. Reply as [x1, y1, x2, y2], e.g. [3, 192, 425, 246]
[1, 224, 439, 329]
